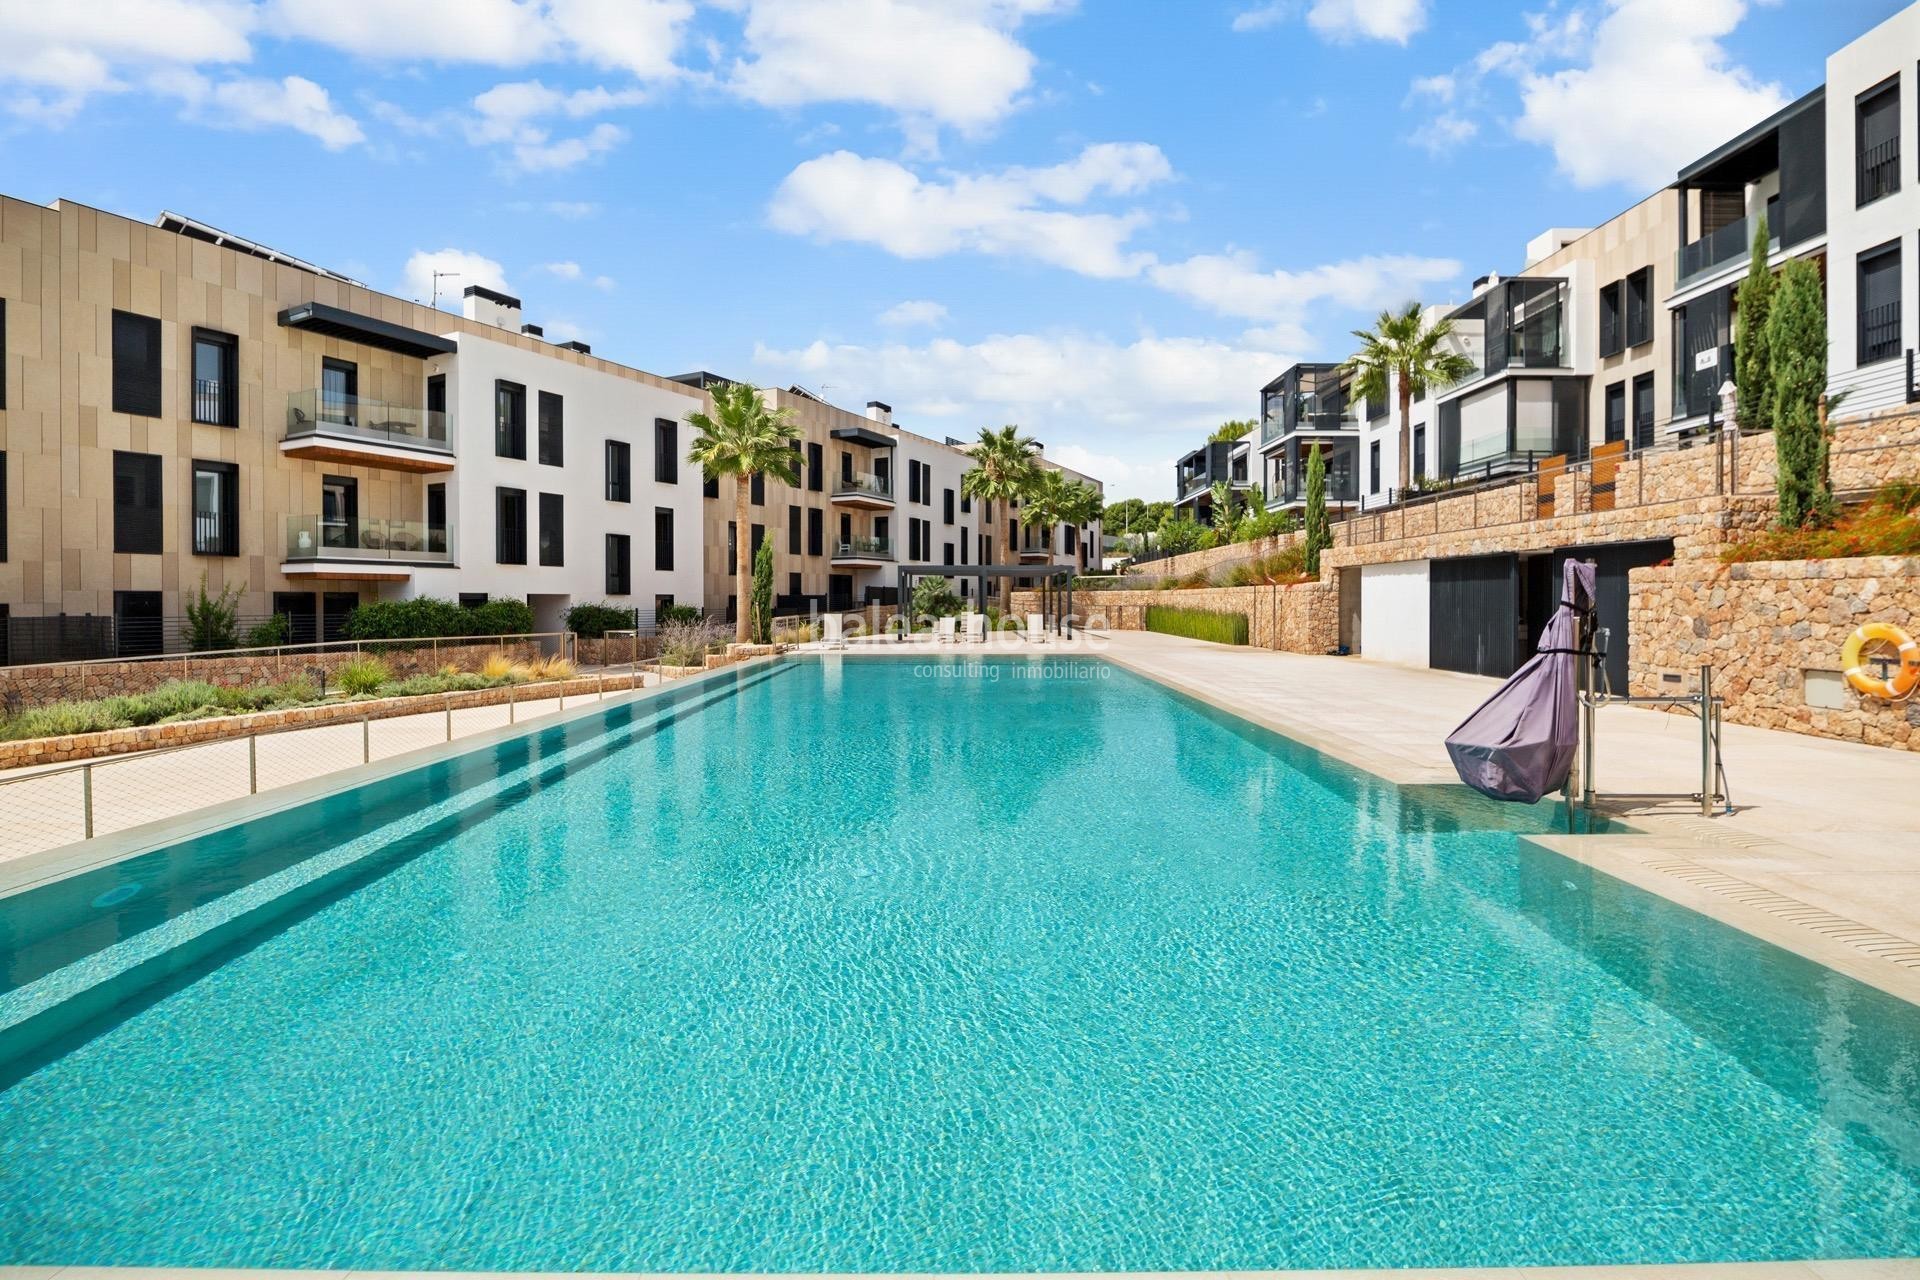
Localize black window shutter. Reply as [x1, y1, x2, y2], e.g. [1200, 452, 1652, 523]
[539, 492, 564, 566]
[112, 311, 163, 417]
[113, 450, 164, 553]
[655, 507, 674, 571]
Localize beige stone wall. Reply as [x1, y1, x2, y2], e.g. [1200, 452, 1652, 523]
[0, 669, 644, 770]
[1629, 556, 1920, 750]
[1014, 581, 1339, 655]
[0, 639, 545, 708]
[1122, 532, 1303, 583]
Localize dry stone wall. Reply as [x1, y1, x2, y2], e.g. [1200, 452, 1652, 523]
[1629, 556, 1920, 751]
[1014, 582, 1339, 655]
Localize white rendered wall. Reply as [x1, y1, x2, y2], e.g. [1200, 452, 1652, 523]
[408, 331, 708, 614]
[1824, 5, 1918, 416]
[1360, 560, 1432, 667]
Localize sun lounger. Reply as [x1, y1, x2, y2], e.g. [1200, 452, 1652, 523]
[934, 616, 957, 644]
[963, 613, 986, 643]
[822, 614, 847, 649]
[1027, 613, 1049, 643]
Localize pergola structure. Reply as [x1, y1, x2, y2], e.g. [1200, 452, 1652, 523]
[893, 563, 1077, 637]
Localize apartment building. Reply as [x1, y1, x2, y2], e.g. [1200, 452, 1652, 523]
[0, 195, 707, 659]
[676, 377, 1102, 618]
[1172, 434, 1254, 524]
[1256, 363, 1360, 516]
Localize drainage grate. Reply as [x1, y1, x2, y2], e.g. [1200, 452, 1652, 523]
[1635, 855, 1920, 971]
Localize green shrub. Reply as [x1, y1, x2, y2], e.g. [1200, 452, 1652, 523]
[1145, 605, 1248, 646]
[657, 603, 701, 626]
[341, 596, 537, 640]
[910, 575, 963, 620]
[564, 602, 640, 638]
[468, 598, 536, 637]
[0, 675, 339, 742]
[336, 657, 392, 697]
[185, 576, 242, 651]
[266, 676, 320, 705]
[245, 614, 291, 649]
[387, 671, 490, 697]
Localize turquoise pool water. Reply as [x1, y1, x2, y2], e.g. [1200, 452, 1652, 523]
[2, 655, 1918, 1271]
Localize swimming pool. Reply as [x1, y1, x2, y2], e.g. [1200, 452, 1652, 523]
[2, 654, 1917, 1271]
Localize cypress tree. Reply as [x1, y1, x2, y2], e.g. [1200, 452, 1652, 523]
[1303, 443, 1330, 578]
[1766, 257, 1831, 529]
[1734, 214, 1775, 433]
[749, 534, 775, 644]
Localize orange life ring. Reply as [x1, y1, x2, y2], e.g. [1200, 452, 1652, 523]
[1841, 622, 1920, 700]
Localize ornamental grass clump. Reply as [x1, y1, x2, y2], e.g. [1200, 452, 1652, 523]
[1721, 479, 1920, 563]
[1144, 605, 1249, 646]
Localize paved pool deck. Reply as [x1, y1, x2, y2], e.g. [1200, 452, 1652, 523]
[1088, 630, 1920, 1005]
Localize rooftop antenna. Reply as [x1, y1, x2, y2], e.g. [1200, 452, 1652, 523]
[431, 270, 461, 309]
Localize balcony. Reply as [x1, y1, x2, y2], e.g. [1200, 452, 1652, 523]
[283, 390, 454, 474]
[1017, 536, 1056, 562]
[831, 536, 894, 566]
[1676, 213, 1774, 290]
[281, 516, 453, 579]
[831, 471, 894, 510]
[1857, 138, 1900, 207]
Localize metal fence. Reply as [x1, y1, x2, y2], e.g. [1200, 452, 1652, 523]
[0, 670, 646, 862]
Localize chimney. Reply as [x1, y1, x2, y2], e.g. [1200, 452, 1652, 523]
[521, 322, 544, 338]
[866, 400, 892, 426]
[560, 340, 591, 355]
[462, 284, 522, 330]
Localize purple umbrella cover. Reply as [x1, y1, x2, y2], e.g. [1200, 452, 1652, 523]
[1444, 559, 1597, 804]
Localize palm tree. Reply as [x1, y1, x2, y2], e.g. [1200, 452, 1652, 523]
[1021, 466, 1076, 557]
[960, 424, 1039, 604]
[688, 381, 802, 642]
[1342, 302, 1476, 495]
[1063, 479, 1103, 567]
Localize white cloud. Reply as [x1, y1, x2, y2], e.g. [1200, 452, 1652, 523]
[752, 325, 1300, 500]
[543, 260, 616, 290]
[0, 1, 255, 119]
[547, 0, 692, 80]
[542, 200, 601, 218]
[767, 143, 1173, 279]
[403, 248, 509, 307]
[1408, 73, 1455, 102]
[163, 71, 364, 149]
[1408, 112, 1476, 155]
[262, 0, 553, 62]
[468, 79, 639, 171]
[1147, 251, 1461, 322]
[879, 299, 949, 328]
[1233, 0, 1426, 43]
[1507, 0, 1787, 190]
[722, 0, 1073, 142]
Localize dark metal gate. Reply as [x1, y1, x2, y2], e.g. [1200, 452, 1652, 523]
[1430, 554, 1520, 677]
[1551, 539, 1674, 694]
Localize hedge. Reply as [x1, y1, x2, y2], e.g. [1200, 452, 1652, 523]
[565, 601, 642, 638]
[341, 596, 536, 640]
[1144, 604, 1248, 646]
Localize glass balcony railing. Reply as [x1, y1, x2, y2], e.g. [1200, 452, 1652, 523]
[1676, 213, 1774, 288]
[832, 536, 894, 560]
[832, 471, 892, 499]
[284, 516, 452, 563]
[286, 390, 450, 453]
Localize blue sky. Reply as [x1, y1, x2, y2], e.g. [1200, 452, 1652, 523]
[0, 0, 1899, 497]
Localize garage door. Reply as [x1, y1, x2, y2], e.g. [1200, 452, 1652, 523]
[1430, 554, 1520, 677]
[1360, 560, 1431, 666]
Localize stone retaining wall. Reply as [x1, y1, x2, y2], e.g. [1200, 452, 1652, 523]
[0, 639, 547, 711]
[1629, 556, 1920, 750]
[1125, 532, 1302, 584]
[1015, 582, 1339, 655]
[0, 671, 644, 771]
[575, 635, 662, 666]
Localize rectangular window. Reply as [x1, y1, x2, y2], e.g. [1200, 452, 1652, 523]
[1856, 76, 1901, 207]
[538, 391, 564, 466]
[703, 473, 718, 499]
[427, 482, 447, 554]
[960, 493, 971, 515]
[606, 439, 632, 502]
[806, 506, 823, 557]
[112, 450, 164, 553]
[321, 358, 358, 425]
[321, 475, 357, 549]
[943, 542, 954, 566]
[0, 296, 7, 410]
[426, 373, 446, 421]
[1858, 240, 1902, 365]
[727, 521, 737, 574]
[788, 572, 802, 599]
[0, 451, 7, 562]
[751, 523, 765, 558]
[191, 459, 239, 556]
[495, 380, 526, 458]
[1368, 441, 1381, 494]
[788, 503, 802, 554]
[606, 533, 631, 595]
[538, 492, 564, 566]
[806, 441, 823, 492]
[190, 328, 237, 426]
[943, 487, 955, 524]
[655, 418, 679, 484]
[495, 487, 527, 564]
[112, 310, 163, 417]
[655, 507, 675, 571]
[1604, 381, 1627, 443]
[1413, 425, 1426, 482]
[960, 529, 969, 565]
[1598, 281, 1623, 358]
[1624, 266, 1653, 348]
[751, 471, 765, 505]
[1631, 372, 1656, 448]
